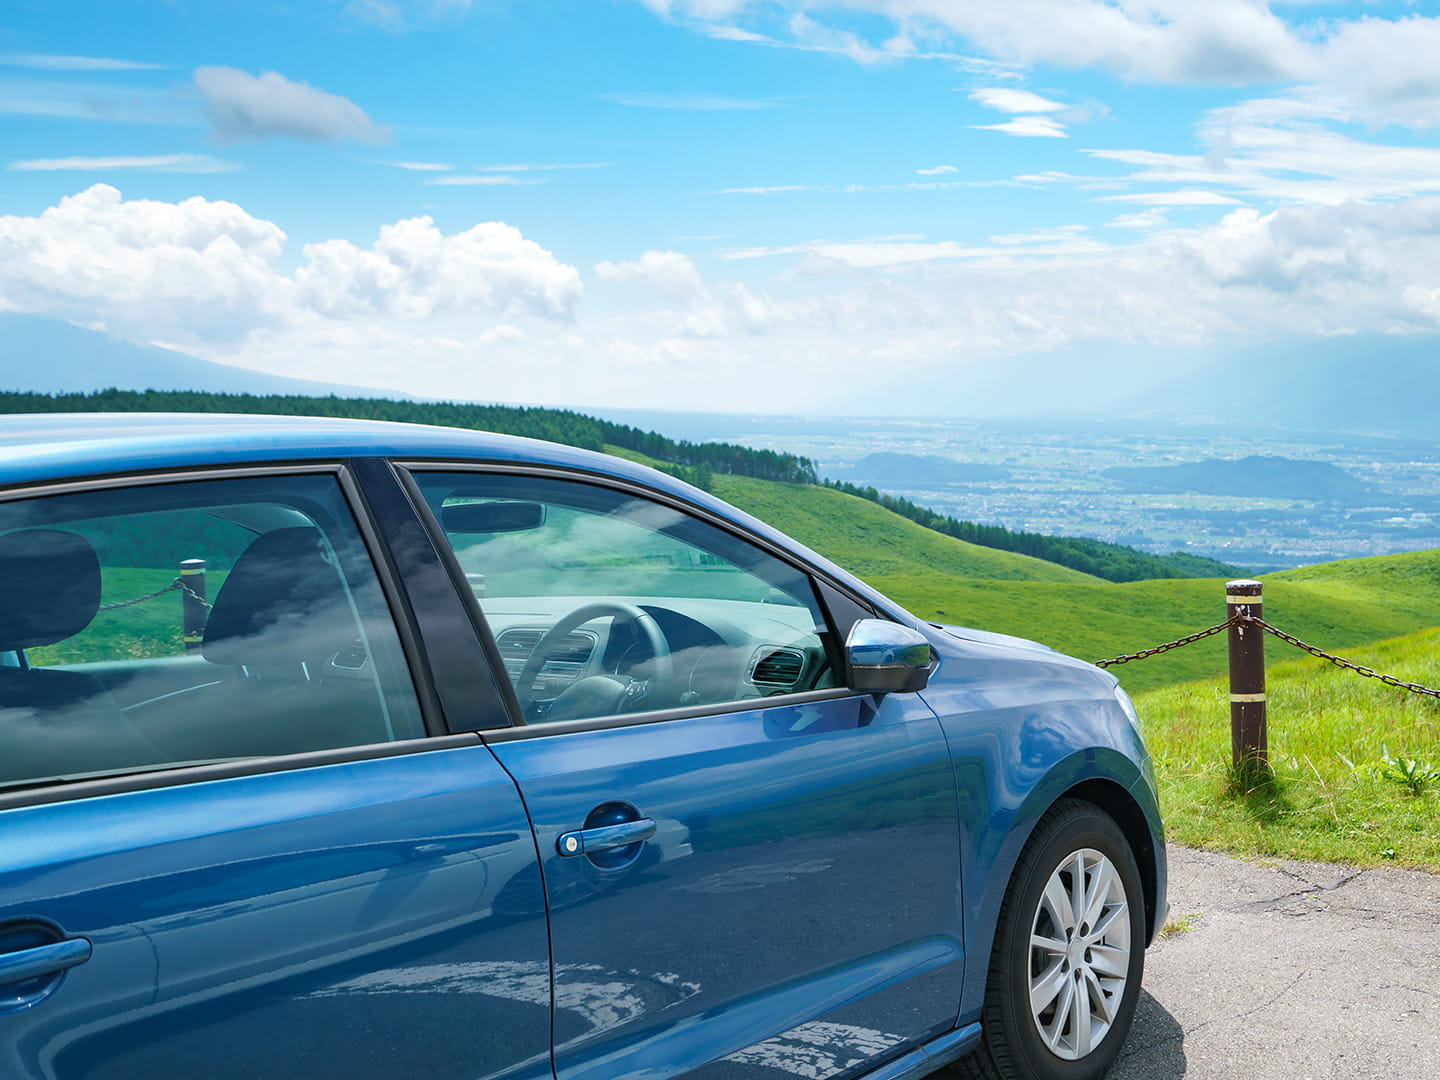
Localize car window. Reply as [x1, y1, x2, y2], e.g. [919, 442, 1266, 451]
[411, 471, 838, 725]
[0, 473, 426, 790]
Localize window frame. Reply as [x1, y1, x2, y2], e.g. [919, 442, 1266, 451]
[0, 461, 469, 810]
[396, 459, 887, 742]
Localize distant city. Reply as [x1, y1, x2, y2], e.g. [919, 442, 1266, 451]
[592, 410, 1440, 574]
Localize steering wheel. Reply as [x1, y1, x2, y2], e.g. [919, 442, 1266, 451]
[514, 602, 674, 720]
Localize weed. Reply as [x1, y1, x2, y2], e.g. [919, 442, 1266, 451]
[1379, 745, 1440, 797]
[1158, 912, 1203, 939]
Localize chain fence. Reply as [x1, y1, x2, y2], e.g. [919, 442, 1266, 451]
[98, 578, 212, 613]
[1094, 612, 1440, 700]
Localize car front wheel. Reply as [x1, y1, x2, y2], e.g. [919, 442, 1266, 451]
[958, 799, 1146, 1080]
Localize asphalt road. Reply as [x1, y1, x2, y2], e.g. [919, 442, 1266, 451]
[1110, 844, 1440, 1080]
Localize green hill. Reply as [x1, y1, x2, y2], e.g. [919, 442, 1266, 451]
[709, 474, 1099, 584]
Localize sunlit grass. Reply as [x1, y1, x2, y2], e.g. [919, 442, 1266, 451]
[1137, 628, 1440, 869]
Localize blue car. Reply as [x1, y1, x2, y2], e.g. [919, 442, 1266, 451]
[0, 413, 1164, 1080]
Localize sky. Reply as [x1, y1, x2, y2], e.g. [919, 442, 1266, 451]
[5, 0, 1440, 412]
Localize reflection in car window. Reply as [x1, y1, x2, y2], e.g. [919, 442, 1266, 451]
[0, 474, 425, 790]
[412, 472, 837, 725]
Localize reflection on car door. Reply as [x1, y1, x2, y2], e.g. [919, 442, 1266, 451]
[485, 689, 965, 1080]
[0, 748, 552, 1080]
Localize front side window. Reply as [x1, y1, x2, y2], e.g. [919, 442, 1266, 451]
[411, 471, 838, 725]
[0, 473, 425, 791]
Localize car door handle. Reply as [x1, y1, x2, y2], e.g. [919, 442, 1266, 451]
[0, 937, 92, 987]
[557, 818, 657, 857]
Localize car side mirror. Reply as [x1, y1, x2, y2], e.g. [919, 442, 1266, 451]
[845, 619, 934, 693]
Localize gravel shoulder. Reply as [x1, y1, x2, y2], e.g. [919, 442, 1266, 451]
[1111, 843, 1440, 1080]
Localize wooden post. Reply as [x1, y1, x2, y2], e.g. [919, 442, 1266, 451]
[1226, 579, 1268, 776]
[180, 558, 207, 653]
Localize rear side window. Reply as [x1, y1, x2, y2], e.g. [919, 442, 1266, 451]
[0, 473, 425, 791]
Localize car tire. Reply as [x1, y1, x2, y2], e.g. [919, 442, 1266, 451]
[956, 799, 1146, 1080]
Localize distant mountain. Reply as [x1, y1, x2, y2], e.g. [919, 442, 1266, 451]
[1103, 455, 1371, 500]
[829, 452, 1010, 487]
[0, 313, 406, 398]
[1123, 334, 1440, 438]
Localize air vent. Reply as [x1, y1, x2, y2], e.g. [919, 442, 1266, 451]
[751, 647, 806, 687]
[496, 628, 596, 666]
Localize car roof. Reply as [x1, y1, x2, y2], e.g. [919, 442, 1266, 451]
[0, 412, 626, 484]
[0, 411, 912, 624]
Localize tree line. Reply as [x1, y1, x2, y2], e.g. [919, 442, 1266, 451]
[0, 389, 817, 486]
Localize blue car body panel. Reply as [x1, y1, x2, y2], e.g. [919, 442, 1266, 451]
[917, 624, 1166, 1021]
[0, 744, 552, 1080]
[484, 690, 966, 1080]
[0, 413, 1166, 1080]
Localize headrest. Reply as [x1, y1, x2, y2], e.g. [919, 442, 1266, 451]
[0, 529, 101, 651]
[203, 527, 359, 670]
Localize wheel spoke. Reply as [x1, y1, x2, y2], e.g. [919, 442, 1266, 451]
[1089, 943, 1129, 979]
[1042, 874, 1077, 935]
[1030, 958, 1068, 1015]
[1042, 974, 1076, 1053]
[1081, 857, 1114, 931]
[1071, 975, 1093, 1056]
[1031, 932, 1068, 955]
[1087, 969, 1117, 1024]
[1090, 902, 1128, 945]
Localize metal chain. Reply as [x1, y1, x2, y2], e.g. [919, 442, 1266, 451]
[1093, 616, 1239, 668]
[1246, 616, 1440, 700]
[1094, 611, 1440, 700]
[97, 578, 213, 613]
[177, 581, 213, 609]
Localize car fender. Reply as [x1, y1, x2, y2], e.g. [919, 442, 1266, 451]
[917, 626, 1162, 1027]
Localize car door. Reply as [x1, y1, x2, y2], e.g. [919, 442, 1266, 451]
[0, 469, 550, 1080]
[407, 467, 967, 1080]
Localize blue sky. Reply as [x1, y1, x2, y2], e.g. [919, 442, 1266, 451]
[5, 1, 1440, 411]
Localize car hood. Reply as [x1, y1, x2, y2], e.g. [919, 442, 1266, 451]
[929, 622, 1061, 656]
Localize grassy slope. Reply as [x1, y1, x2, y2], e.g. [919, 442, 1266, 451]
[1136, 626, 1440, 868]
[708, 474, 1100, 585]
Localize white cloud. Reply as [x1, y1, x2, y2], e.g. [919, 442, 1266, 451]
[972, 115, 1067, 138]
[0, 185, 580, 348]
[0, 77, 186, 124]
[604, 91, 773, 109]
[970, 87, 1065, 113]
[295, 217, 581, 322]
[193, 67, 389, 143]
[476, 162, 611, 172]
[10, 154, 239, 174]
[0, 185, 290, 341]
[380, 160, 454, 171]
[636, 2, 1440, 132]
[1096, 189, 1244, 206]
[643, 0, 1313, 84]
[597, 249, 807, 337]
[1, 53, 165, 71]
[1083, 95, 1440, 204]
[345, 0, 474, 29]
[424, 175, 542, 186]
[1107, 209, 1170, 230]
[916, 165, 958, 175]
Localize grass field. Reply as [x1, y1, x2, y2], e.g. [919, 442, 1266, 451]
[1137, 627, 1440, 869]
